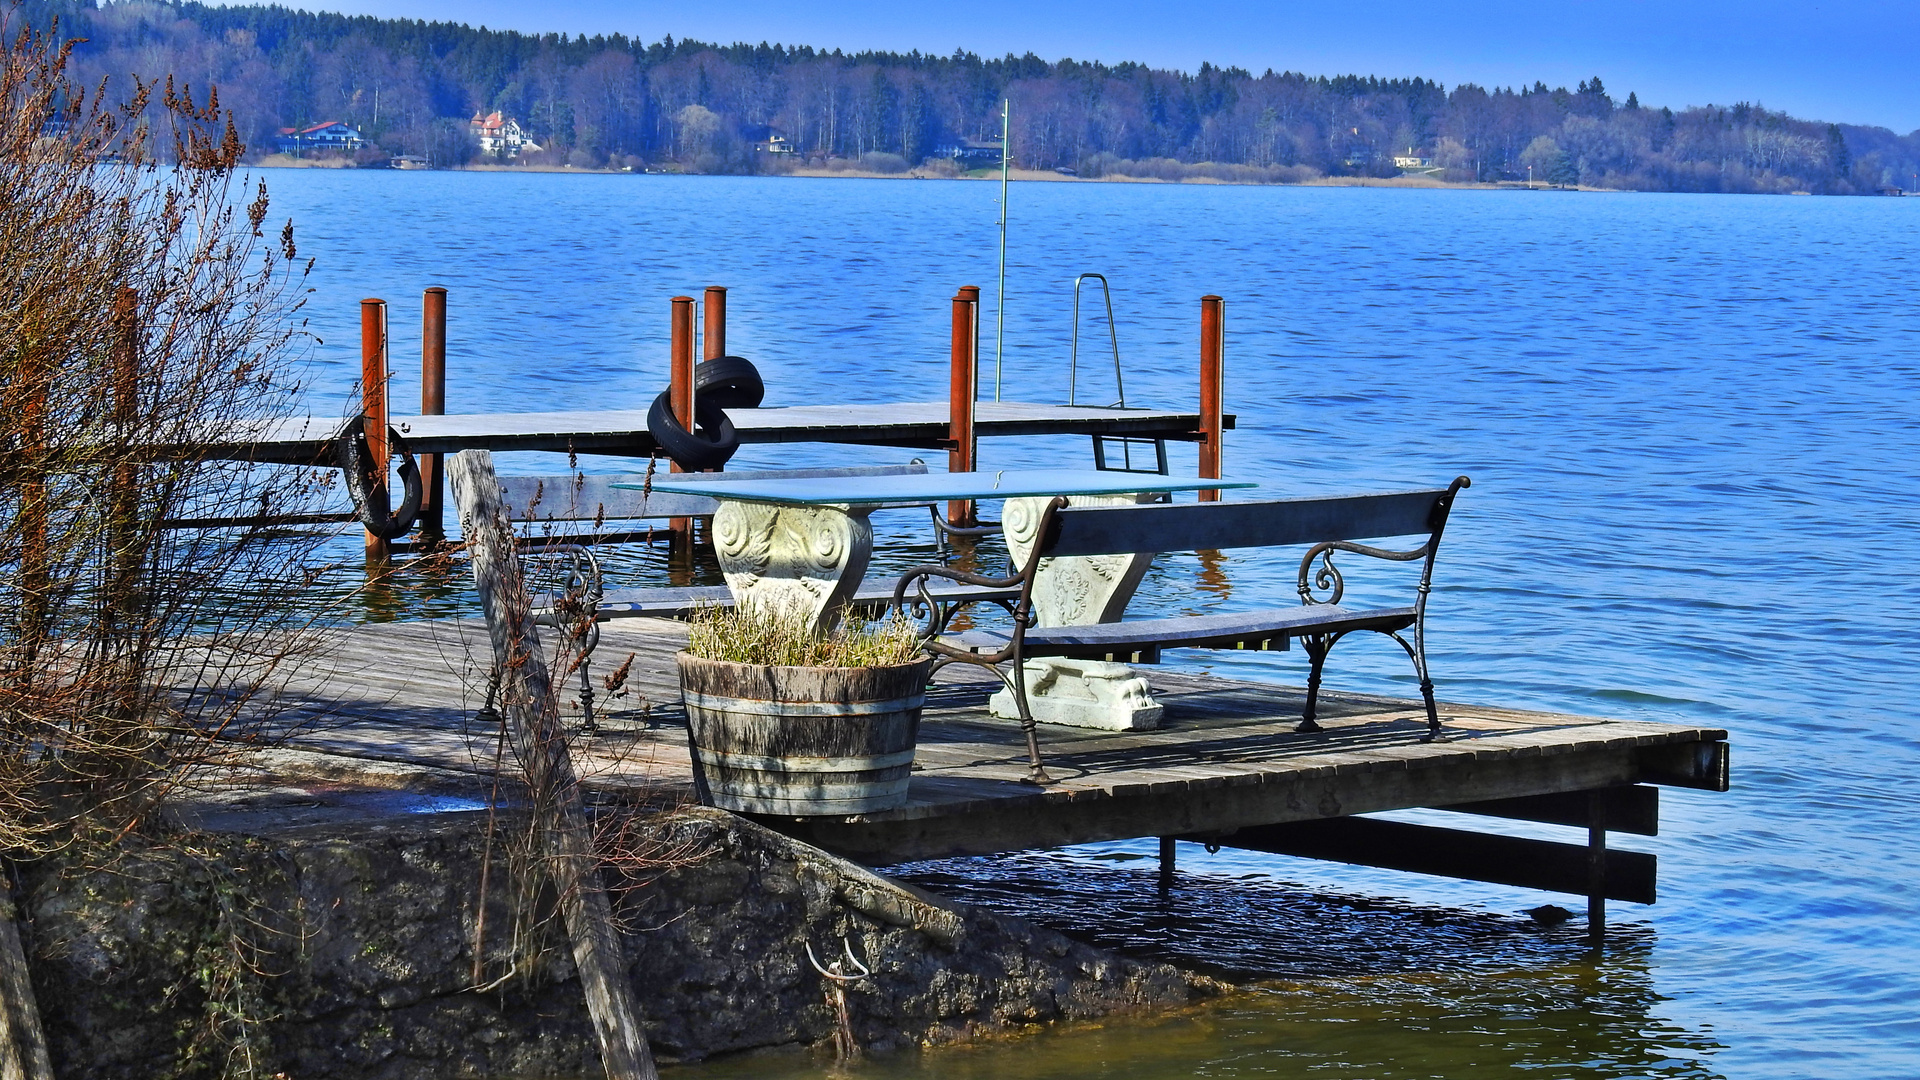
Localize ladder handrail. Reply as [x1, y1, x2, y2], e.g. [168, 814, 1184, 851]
[1069, 273, 1125, 408]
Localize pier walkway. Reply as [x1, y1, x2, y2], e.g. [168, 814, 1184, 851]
[210, 617, 1729, 912]
[223, 402, 1229, 465]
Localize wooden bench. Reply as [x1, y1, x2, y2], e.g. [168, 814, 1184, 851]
[892, 477, 1472, 782]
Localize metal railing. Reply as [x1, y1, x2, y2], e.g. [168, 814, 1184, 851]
[1070, 273, 1168, 475]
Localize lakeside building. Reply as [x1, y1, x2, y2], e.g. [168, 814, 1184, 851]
[275, 120, 364, 156]
[1393, 148, 1434, 169]
[743, 125, 795, 154]
[471, 111, 538, 158]
[933, 138, 1005, 165]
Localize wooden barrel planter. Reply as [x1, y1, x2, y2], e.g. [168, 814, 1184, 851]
[676, 652, 933, 816]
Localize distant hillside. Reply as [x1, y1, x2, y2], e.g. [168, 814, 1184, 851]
[25, 0, 1920, 193]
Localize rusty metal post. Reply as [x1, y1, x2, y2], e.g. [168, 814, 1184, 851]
[947, 286, 980, 526]
[361, 298, 391, 561]
[360, 297, 389, 557]
[419, 287, 448, 544]
[703, 285, 727, 360]
[1198, 295, 1225, 502]
[668, 296, 696, 552]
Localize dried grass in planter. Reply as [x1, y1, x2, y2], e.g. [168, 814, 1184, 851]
[685, 604, 922, 669]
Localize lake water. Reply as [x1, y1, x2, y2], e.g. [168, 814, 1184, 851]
[270, 170, 1920, 1078]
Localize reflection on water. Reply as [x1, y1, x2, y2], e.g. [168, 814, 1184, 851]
[665, 847, 1721, 1080]
[1194, 548, 1232, 603]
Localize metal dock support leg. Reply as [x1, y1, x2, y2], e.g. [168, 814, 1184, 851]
[419, 286, 447, 546]
[668, 295, 695, 554]
[1588, 790, 1608, 943]
[1158, 836, 1176, 894]
[947, 286, 979, 527]
[1198, 295, 1224, 501]
[360, 298, 391, 565]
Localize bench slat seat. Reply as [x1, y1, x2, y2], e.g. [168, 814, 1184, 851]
[947, 603, 1416, 662]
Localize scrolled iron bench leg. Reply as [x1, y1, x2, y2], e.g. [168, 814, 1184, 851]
[1385, 629, 1446, 743]
[1418, 679, 1443, 743]
[1297, 634, 1330, 734]
[1009, 657, 1053, 785]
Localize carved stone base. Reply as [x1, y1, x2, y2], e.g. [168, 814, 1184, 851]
[1002, 493, 1158, 628]
[988, 658, 1164, 731]
[711, 501, 873, 630]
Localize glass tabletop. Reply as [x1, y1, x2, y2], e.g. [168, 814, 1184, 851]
[615, 468, 1257, 507]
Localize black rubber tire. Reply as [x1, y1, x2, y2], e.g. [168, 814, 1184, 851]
[337, 416, 424, 541]
[647, 390, 739, 471]
[694, 355, 765, 409]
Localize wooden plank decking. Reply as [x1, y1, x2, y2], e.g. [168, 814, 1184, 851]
[220, 401, 1233, 464]
[223, 618, 1729, 873]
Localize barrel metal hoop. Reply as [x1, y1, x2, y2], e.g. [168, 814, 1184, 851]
[695, 748, 917, 773]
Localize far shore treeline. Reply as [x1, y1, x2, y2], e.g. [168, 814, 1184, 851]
[25, 0, 1920, 193]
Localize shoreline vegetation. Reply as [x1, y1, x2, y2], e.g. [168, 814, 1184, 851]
[26, 0, 1918, 197]
[253, 154, 1825, 195]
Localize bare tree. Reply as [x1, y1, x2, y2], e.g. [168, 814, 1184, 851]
[0, 17, 322, 854]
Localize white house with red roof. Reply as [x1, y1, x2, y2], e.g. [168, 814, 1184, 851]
[470, 112, 538, 158]
[275, 120, 364, 156]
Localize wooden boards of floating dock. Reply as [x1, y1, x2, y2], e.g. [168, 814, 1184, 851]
[211, 617, 1727, 905]
[219, 401, 1235, 464]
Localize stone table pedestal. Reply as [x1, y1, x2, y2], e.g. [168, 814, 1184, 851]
[989, 492, 1165, 731]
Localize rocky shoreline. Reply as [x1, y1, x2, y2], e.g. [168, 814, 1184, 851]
[24, 805, 1224, 1078]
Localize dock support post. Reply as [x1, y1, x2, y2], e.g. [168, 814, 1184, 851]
[449, 449, 660, 1080]
[361, 298, 391, 562]
[1198, 295, 1224, 502]
[948, 285, 980, 526]
[1158, 836, 1176, 893]
[419, 287, 447, 545]
[668, 296, 696, 554]
[703, 285, 726, 360]
[1588, 791, 1608, 943]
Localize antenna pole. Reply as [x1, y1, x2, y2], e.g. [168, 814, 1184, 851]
[995, 98, 1010, 402]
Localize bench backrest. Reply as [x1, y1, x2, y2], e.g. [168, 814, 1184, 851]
[1043, 481, 1468, 558]
[499, 463, 928, 523]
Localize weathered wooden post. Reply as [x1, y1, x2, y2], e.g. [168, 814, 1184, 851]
[419, 286, 448, 545]
[448, 449, 659, 1080]
[668, 296, 696, 552]
[0, 883, 54, 1080]
[361, 298, 391, 561]
[947, 285, 980, 526]
[703, 285, 726, 360]
[1198, 295, 1225, 502]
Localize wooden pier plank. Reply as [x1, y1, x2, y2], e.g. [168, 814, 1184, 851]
[222, 402, 1236, 464]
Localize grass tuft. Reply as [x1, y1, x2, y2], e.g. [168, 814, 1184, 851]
[685, 604, 923, 669]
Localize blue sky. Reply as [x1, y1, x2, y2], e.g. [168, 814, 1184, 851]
[323, 0, 1919, 133]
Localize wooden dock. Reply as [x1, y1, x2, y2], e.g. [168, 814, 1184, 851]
[223, 402, 1231, 465]
[214, 617, 1729, 912]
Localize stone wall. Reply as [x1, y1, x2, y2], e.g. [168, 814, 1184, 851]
[23, 806, 1217, 1077]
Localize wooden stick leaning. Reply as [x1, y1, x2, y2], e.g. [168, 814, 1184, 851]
[448, 449, 657, 1080]
[0, 883, 52, 1080]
